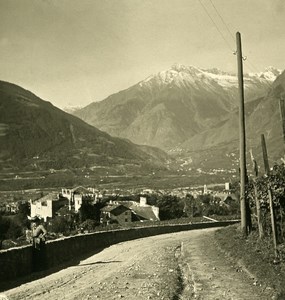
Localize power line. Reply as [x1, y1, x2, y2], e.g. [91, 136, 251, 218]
[197, 0, 234, 52]
[198, 0, 274, 91]
[203, 1, 269, 76]
[206, 0, 262, 75]
[209, 0, 236, 43]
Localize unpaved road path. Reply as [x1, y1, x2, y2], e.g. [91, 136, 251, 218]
[3, 228, 273, 300]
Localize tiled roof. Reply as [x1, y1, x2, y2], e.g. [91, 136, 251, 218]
[101, 205, 121, 212]
[72, 186, 91, 194]
[101, 204, 130, 216]
[112, 201, 134, 208]
[35, 192, 59, 203]
[130, 205, 159, 221]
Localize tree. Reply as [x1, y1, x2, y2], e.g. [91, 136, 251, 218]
[49, 216, 70, 234]
[0, 214, 10, 249]
[182, 194, 195, 217]
[157, 195, 184, 220]
[197, 194, 212, 205]
[0, 217, 22, 246]
[6, 220, 22, 239]
[14, 202, 30, 228]
[79, 201, 105, 223]
[146, 194, 159, 206]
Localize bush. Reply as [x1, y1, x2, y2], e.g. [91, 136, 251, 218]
[79, 202, 103, 223]
[248, 163, 285, 242]
[79, 219, 99, 231]
[6, 219, 22, 239]
[49, 216, 71, 234]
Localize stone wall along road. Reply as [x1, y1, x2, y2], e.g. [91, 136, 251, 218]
[3, 228, 274, 300]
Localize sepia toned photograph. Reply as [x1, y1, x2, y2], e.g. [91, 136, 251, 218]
[0, 0, 285, 299]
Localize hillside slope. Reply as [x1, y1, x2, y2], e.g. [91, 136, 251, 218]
[0, 81, 169, 171]
[182, 71, 285, 167]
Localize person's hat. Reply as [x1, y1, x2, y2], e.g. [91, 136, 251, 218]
[27, 215, 41, 222]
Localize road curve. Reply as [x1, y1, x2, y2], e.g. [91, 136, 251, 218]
[3, 228, 272, 300]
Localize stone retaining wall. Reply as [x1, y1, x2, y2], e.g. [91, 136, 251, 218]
[0, 221, 238, 285]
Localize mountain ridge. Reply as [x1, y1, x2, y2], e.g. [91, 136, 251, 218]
[75, 65, 281, 151]
[0, 80, 169, 172]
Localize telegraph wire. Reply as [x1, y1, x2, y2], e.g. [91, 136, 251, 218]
[209, 0, 235, 42]
[198, 1, 281, 158]
[197, 0, 234, 52]
[198, 0, 274, 90]
[206, 0, 252, 70]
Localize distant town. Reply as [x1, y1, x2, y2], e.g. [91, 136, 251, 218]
[0, 182, 239, 250]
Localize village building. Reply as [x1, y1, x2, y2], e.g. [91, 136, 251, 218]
[130, 196, 160, 222]
[30, 192, 68, 221]
[61, 186, 98, 212]
[100, 204, 132, 226]
[225, 182, 231, 191]
[101, 196, 160, 224]
[0, 202, 18, 214]
[219, 193, 238, 208]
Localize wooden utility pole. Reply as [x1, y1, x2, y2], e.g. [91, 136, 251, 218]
[236, 32, 247, 235]
[261, 134, 278, 257]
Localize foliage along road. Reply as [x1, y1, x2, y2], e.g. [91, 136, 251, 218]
[3, 228, 273, 300]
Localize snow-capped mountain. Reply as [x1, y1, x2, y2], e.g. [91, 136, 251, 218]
[139, 64, 280, 91]
[249, 66, 282, 81]
[74, 65, 283, 156]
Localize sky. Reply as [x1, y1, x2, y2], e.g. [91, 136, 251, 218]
[0, 0, 285, 109]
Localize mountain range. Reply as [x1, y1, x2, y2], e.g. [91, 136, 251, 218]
[0, 81, 169, 172]
[74, 65, 284, 168]
[1, 63, 283, 175]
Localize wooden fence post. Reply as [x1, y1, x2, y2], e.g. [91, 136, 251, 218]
[250, 150, 264, 239]
[268, 188, 278, 258]
[279, 96, 285, 147]
[261, 134, 278, 257]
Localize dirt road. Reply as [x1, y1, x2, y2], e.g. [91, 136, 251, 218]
[3, 228, 273, 300]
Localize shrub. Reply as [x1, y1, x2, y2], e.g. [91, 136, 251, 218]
[79, 219, 99, 231]
[248, 163, 285, 242]
[49, 216, 71, 234]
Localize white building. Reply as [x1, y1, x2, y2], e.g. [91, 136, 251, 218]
[30, 193, 67, 221]
[61, 186, 97, 212]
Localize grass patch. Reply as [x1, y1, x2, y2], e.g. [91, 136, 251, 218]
[215, 224, 285, 298]
[153, 245, 184, 300]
